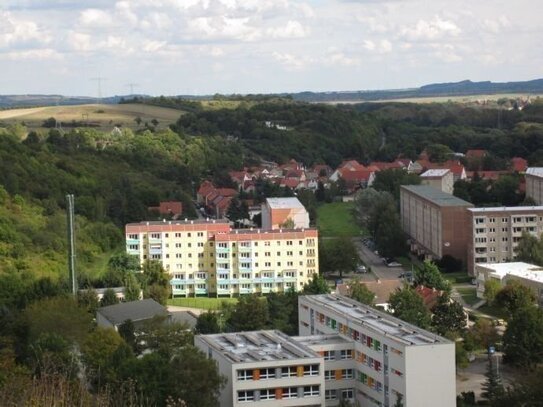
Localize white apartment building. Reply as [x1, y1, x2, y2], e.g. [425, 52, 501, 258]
[467, 206, 543, 274]
[475, 262, 543, 306]
[420, 169, 454, 194]
[195, 330, 325, 407]
[299, 294, 456, 407]
[526, 167, 543, 205]
[125, 219, 318, 297]
[292, 335, 357, 406]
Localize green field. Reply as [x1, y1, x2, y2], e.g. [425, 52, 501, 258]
[444, 272, 473, 284]
[317, 202, 363, 238]
[168, 297, 238, 310]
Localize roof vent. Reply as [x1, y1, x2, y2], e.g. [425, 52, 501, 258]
[206, 217, 209, 221]
[163, 219, 166, 223]
[191, 220, 194, 224]
[184, 218, 188, 222]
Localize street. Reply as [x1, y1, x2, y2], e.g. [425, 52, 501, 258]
[351, 237, 407, 281]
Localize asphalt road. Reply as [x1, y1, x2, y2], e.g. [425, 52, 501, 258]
[352, 238, 406, 281]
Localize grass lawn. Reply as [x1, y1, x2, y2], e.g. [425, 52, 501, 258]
[167, 297, 238, 310]
[444, 272, 472, 284]
[316, 202, 364, 238]
[457, 287, 479, 306]
[477, 304, 508, 320]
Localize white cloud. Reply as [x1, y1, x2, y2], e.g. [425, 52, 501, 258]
[79, 9, 114, 27]
[401, 16, 461, 41]
[0, 11, 50, 48]
[267, 20, 309, 39]
[67, 31, 92, 52]
[363, 39, 392, 53]
[0, 48, 62, 60]
[272, 51, 310, 70]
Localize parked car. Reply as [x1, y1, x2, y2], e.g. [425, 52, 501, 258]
[356, 265, 367, 273]
[387, 262, 402, 267]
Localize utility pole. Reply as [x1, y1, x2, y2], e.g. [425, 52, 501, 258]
[91, 77, 107, 104]
[66, 194, 77, 296]
[126, 83, 139, 95]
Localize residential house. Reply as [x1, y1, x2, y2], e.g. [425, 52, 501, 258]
[147, 201, 183, 219]
[261, 197, 310, 230]
[420, 169, 454, 194]
[96, 299, 171, 330]
[526, 167, 543, 205]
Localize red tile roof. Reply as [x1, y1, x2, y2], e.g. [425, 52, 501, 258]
[415, 285, 444, 310]
[511, 157, 528, 173]
[370, 161, 405, 171]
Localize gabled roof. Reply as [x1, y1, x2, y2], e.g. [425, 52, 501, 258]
[97, 299, 168, 326]
[217, 188, 238, 197]
[369, 161, 405, 171]
[415, 285, 444, 310]
[339, 169, 374, 181]
[338, 160, 365, 171]
[197, 180, 215, 196]
[511, 157, 528, 173]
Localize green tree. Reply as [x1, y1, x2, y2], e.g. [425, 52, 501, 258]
[415, 260, 451, 292]
[503, 306, 543, 368]
[195, 311, 221, 334]
[495, 280, 536, 316]
[81, 328, 125, 387]
[389, 287, 432, 329]
[100, 288, 120, 307]
[24, 296, 93, 344]
[302, 273, 331, 295]
[372, 168, 421, 201]
[77, 288, 99, 315]
[491, 367, 543, 407]
[266, 290, 299, 335]
[466, 318, 500, 350]
[226, 197, 248, 225]
[124, 273, 142, 302]
[141, 260, 171, 304]
[320, 237, 359, 278]
[426, 143, 453, 162]
[431, 295, 466, 336]
[118, 319, 136, 350]
[393, 393, 404, 407]
[227, 295, 269, 332]
[515, 232, 543, 266]
[137, 317, 193, 355]
[484, 279, 501, 306]
[481, 357, 504, 403]
[349, 278, 375, 305]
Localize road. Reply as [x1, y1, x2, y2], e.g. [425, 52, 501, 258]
[352, 238, 406, 281]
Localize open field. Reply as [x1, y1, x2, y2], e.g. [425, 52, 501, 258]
[325, 93, 543, 105]
[0, 103, 183, 131]
[168, 297, 238, 310]
[316, 202, 364, 238]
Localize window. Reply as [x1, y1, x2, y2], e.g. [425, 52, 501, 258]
[475, 217, 485, 224]
[340, 349, 353, 360]
[325, 370, 334, 380]
[150, 233, 160, 239]
[342, 369, 353, 379]
[128, 234, 138, 240]
[175, 243, 182, 248]
[304, 364, 319, 376]
[197, 242, 204, 247]
[259, 389, 275, 400]
[197, 232, 204, 237]
[281, 366, 296, 378]
[303, 385, 319, 397]
[323, 350, 334, 361]
[260, 368, 276, 379]
[237, 369, 253, 381]
[237, 391, 254, 402]
[264, 241, 270, 246]
[341, 388, 354, 400]
[325, 389, 337, 400]
[175, 233, 181, 238]
[282, 387, 297, 399]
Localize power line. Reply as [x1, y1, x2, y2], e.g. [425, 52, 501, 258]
[125, 83, 139, 95]
[90, 76, 107, 103]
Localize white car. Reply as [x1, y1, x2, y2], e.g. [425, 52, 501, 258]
[387, 262, 402, 267]
[356, 265, 367, 273]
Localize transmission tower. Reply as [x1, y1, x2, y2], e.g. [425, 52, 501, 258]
[91, 76, 107, 104]
[126, 83, 139, 95]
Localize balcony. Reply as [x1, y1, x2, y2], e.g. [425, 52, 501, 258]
[149, 248, 162, 255]
[126, 238, 140, 245]
[195, 287, 208, 295]
[148, 237, 162, 244]
[239, 287, 253, 294]
[238, 246, 252, 253]
[126, 248, 140, 256]
[216, 246, 230, 253]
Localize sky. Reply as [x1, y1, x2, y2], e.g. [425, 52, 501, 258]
[1, 0, 542, 96]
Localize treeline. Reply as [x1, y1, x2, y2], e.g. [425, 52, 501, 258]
[173, 99, 543, 166]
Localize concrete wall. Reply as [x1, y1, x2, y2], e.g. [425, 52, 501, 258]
[526, 174, 543, 205]
[404, 344, 456, 407]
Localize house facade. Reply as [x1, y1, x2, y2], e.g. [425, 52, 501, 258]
[526, 167, 543, 205]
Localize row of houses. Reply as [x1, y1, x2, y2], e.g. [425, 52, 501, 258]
[400, 164, 543, 274]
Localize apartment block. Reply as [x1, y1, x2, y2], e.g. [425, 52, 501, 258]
[419, 169, 454, 194]
[400, 185, 473, 265]
[474, 262, 543, 306]
[466, 206, 543, 274]
[292, 335, 357, 405]
[262, 197, 310, 230]
[195, 330, 325, 407]
[125, 219, 318, 297]
[526, 167, 543, 205]
[299, 294, 456, 407]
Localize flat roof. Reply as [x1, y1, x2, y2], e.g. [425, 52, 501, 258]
[420, 169, 450, 178]
[293, 334, 352, 347]
[196, 330, 320, 364]
[478, 262, 543, 283]
[126, 219, 229, 227]
[266, 197, 305, 209]
[468, 206, 543, 213]
[526, 167, 543, 178]
[301, 294, 450, 346]
[401, 185, 472, 207]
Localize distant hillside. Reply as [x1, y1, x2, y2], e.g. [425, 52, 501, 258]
[1, 78, 543, 108]
[289, 79, 543, 102]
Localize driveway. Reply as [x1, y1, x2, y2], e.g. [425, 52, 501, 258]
[352, 238, 406, 280]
